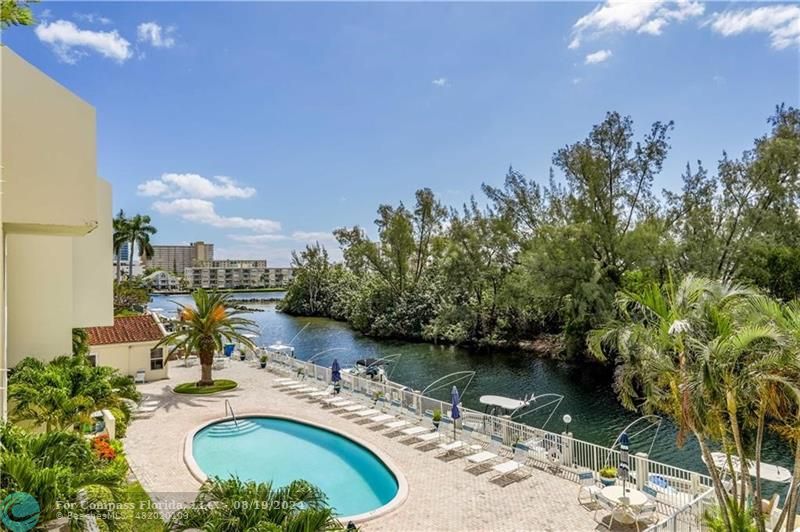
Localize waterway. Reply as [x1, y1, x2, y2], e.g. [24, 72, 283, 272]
[149, 292, 792, 495]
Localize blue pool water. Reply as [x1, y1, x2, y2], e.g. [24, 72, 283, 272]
[192, 417, 399, 517]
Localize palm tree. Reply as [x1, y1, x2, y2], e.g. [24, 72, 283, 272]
[158, 289, 258, 385]
[748, 297, 800, 530]
[116, 213, 156, 279]
[166, 476, 341, 531]
[587, 274, 763, 530]
[8, 355, 140, 432]
[112, 210, 129, 282]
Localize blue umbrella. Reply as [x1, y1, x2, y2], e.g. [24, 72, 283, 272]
[331, 359, 341, 382]
[619, 432, 630, 494]
[451, 386, 461, 439]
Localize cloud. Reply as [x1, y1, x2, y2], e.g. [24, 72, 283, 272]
[569, 0, 704, 48]
[137, 21, 176, 48]
[709, 5, 800, 50]
[74, 12, 112, 25]
[34, 20, 132, 64]
[152, 198, 281, 233]
[585, 49, 613, 64]
[228, 231, 335, 244]
[137, 173, 256, 199]
[432, 77, 448, 87]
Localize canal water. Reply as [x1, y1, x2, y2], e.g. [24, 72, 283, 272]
[149, 292, 792, 493]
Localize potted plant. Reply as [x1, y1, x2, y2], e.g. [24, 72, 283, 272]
[372, 391, 384, 405]
[432, 408, 442, 429]
[599, 466, 617, 486]
[259, 355, 268, 369]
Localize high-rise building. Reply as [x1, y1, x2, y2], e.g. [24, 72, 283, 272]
[117, 241, 130, 262]
[183, 260, 295, 289]
[144, 241, 214, 274]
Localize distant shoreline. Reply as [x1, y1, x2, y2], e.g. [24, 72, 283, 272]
[150, 287, 288, 295]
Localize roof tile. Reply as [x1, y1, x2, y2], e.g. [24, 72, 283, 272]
[86, 315, 164, 346]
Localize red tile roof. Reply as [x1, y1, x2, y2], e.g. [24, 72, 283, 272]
[87, 314, 165, 346]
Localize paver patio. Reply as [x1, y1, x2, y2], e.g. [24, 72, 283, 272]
[125, 359, 606, 531]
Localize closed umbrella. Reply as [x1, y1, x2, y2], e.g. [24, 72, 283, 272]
[450, 386, 461, 440]
[619, 432, 630, 498]
[331, 359, 341, 394]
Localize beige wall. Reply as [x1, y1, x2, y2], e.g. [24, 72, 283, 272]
[1, 47, 97, 235]
[92, 342, 169, 382]
[72, 178, 113, 327]
[6, 235, 75, 365]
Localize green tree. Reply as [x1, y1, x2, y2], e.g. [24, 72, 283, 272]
[167, 476, 341, 531]
[8, 355, 139, 432]
[158, 289, 258, 385]
[116, 214, 157, 278]
[113, 209, 129, 282]
[113, 278, 150, 314]
[0, 0, 37, 28]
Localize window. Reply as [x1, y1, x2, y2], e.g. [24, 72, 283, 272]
[150, 347, 164, 370]
[87, 352, 97, 367]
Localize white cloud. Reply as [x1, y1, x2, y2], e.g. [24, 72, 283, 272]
[709, 5, 800, 50]
[432, 77, 448, 87]
[74, 13, 112, 25]
[152, 198, 281, 233]
[34, 20, 132, 64]
[228, 231, 335, 244]
[137, 173, 256, 199]
[585, 49, 613, 64]
[569, 0, 704, 48]
[137, 22, 176, 48]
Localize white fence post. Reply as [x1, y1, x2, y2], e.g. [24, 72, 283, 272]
[635, 452, 648, 489]
[562, 432, 574, 466]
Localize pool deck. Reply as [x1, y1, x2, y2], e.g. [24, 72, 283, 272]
[126, 360, 607, 531]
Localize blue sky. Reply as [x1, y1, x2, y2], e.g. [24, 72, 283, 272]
[5, 1, 798, 265]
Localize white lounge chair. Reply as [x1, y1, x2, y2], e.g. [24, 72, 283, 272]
[369, 413, 394, 424]
[353, 408, 381, 418]
[134, 369, 146, 384]
[465, 435, 504, 472]
[490, 445, 532, 485]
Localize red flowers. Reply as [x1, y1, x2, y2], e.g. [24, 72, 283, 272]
[92, 434, 117, 461]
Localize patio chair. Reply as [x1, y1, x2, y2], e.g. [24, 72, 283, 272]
[631, 498, 659, 532]
[306, 385, 334, 401]
[490, 444, 532, 486]
[593, 492, 621, 530]
[134, 369, 146, 384]
[577, 471, 602, 507]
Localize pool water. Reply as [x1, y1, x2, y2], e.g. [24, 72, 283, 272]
[192, 417, 399, 517]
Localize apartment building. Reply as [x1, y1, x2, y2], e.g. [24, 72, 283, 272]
[262, 267, 295, 288]
[144, 241, 214, 274]
[1, 48, 114, 417]
[183, 261, 295, 289]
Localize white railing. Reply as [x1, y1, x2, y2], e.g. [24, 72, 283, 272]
[644, 487, 715, 531]
[263, 349, 715, 524]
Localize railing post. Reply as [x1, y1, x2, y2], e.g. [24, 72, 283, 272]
[690, 472, 700, 495]
[562, 432, 573, 467]
[635, 452, 648, 489]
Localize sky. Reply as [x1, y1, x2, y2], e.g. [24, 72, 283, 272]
[4, 1, 799, 266]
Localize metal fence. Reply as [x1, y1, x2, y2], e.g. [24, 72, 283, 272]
[265, 349, 715, 527]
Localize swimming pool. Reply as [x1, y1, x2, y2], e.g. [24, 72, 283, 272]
[189, 416, 401, 519]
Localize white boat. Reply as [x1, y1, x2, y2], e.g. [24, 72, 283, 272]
[342, 358, 387, 382]
[705, 452, 791, 483]
[266, 343, 295, 358]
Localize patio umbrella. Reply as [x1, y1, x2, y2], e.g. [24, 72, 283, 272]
[451, 385, 461, 440]
[619, 432, 630, 495]
[331, 359, 341, 393]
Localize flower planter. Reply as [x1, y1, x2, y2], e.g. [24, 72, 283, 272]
[600, 477, 616, 486]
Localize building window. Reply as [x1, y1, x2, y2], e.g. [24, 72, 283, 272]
[87, 353, 98, 367]
[150, 347, 164, 370]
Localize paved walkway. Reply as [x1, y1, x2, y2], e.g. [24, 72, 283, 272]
[125, 360, 604, 531]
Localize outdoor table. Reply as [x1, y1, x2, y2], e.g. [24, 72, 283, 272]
[600, 485, 648, 524]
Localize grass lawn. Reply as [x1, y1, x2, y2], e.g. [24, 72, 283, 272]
[173, 379, 238, 394]
[120, 482, 164, 532]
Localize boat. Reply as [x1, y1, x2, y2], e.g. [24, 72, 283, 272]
[266, 342, 295, 358]
[342, 358, 387, 382]
[704, 451, 791, 483]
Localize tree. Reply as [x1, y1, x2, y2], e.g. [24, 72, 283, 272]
[158, 289, 258, 386]
[8, 355, 139, 432]
[587, 276, 795, 531]
[113, 278, 150, 315]
[115, 214, 156, 279]
[167, 476, 341, 531]
[0, 425, 128, 528]
[112, 210, 129, 282]
[0, 0, 37, 28]
[71, 328, 89, 357]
